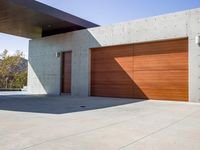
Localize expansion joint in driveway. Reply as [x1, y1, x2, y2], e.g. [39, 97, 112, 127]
[118, 110, 199, 150]
[21, 110, 158, 150]
[20, 116, 142, 150]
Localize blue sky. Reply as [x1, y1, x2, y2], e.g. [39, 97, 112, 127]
[0, 0, 200, 59]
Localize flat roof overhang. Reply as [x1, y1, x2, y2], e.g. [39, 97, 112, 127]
[0, 0, 99, 39]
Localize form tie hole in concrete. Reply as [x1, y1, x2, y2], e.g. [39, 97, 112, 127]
[80, 106, 86, 108]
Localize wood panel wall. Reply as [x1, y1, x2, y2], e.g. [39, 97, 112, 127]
[91, 38, 188, 101]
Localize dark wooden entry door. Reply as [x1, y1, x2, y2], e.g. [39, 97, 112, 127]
[62, 51, 72, 93]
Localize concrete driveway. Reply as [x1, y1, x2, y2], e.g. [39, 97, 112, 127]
[0, 95, 200, 150]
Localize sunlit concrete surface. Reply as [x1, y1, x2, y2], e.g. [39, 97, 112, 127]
[0, 96, 200, 150]
[0, 91, 28, 96]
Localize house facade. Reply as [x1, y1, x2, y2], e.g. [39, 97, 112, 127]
[28, 8, 200, 102]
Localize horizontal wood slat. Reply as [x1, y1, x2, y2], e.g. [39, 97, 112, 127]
[91, 45, 134, 98]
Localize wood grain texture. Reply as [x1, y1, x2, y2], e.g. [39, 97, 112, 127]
[91, 38, 188, 101]
[133, 39, 188, 71]
[91, 45, 135, 98]
[62, 51, 72, 93]
[133, 70, 188, 101]
[133, 38, 188, 101]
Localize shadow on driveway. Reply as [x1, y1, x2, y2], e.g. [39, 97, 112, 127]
[0, 95, 145, 114]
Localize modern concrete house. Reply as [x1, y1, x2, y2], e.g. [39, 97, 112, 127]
[1, 0, 200, 102]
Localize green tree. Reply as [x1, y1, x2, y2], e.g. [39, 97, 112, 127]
[13, 71, 27, 88]
[0, 50, 27, 89]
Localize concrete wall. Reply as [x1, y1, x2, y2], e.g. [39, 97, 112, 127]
[28, 8, 200, 102]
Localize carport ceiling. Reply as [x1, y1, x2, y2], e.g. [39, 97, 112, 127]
[0, 0, 98, 39]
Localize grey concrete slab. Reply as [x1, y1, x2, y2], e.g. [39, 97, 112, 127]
[121, 112, 200, 150]
[0, 91, 28, 96]
[0, 96, 200, 150]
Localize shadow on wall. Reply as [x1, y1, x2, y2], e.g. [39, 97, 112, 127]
[90, 38, 188, 101]
[28, 30, 148, 98]
[28, 30, 102, 95]
[0, 95, 145, 114]
[27, 30, 187, 101]
[91, 44, 148, 99]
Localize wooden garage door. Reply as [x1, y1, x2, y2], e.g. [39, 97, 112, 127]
[91, 38, 188, 101]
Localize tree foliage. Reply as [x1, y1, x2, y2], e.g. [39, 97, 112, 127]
[0, 50, 27, 89]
